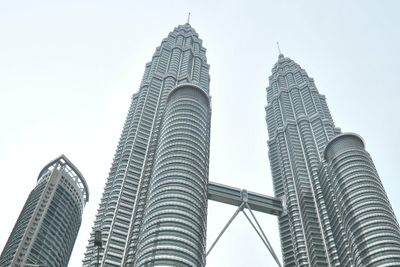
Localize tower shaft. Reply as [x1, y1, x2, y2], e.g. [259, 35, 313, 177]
[82, 24, 210, 267]
[266, 55, 400, 267]
[266, 55, 340, 266]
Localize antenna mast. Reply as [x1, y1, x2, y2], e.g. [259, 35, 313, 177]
[277, 42, 282, 55]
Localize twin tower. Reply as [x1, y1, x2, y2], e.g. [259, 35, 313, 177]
[79, 23, 400, 266]
[1, 21, 400, 267]
[3, 22, 395, 267]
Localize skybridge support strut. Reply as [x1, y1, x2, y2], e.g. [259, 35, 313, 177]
[206, 202, 245, 257]
[207, 181, 284, 267]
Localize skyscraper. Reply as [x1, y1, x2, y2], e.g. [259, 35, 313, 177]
[82, 23, 210, 266]
[266, 53, 400, 266]
[0, 155, 89, 267]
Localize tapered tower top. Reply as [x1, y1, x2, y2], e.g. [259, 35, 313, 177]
[172, 22, 199, 37]
[271, 53, 300, 75]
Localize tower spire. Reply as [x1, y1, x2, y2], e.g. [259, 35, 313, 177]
[187, 12, 191, 24]
[277, 42, 284, 58]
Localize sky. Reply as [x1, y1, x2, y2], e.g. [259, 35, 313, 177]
[1, 1, 400, 266]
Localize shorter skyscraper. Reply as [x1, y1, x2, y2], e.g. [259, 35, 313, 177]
[0, 155, 89, 267]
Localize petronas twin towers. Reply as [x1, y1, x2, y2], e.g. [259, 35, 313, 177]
[82, 22, 400, 267]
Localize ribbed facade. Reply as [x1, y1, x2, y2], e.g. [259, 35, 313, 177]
[0, 155, 89, 267]
[82, 23, 210, 266]
[321, 133, 400, 266]
[134, 84, 210, 266]
[266, 54, 400, 266]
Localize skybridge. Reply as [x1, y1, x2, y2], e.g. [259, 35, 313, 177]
[207, 181, 284, 267]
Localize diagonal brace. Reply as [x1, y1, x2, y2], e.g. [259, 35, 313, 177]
[244, 203, 282, 267]
[206, 200, 282, 267]
[242, 209, 273, 253]
[206, 202, 245, 256]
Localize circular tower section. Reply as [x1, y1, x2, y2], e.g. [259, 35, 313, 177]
[324, 133, 400, 266]
[134, 84, 211, 267]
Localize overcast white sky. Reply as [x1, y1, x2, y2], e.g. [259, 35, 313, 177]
[1, 1, 400, 266]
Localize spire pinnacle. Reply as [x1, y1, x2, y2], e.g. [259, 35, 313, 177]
[187, 12, 191, 24]
[277, 42, 284, 58]
[277, 42, 281, 54]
